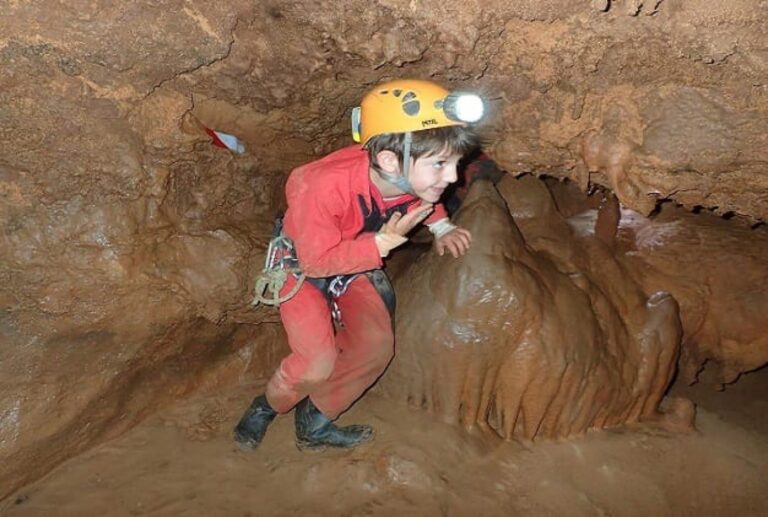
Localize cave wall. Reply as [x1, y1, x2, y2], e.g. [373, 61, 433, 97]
[1, 0, 766, 499]
[487, 0, 768, 221]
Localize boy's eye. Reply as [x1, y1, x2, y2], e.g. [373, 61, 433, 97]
[432, 161, 446, 169]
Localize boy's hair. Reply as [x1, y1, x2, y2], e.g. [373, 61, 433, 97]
[365, 125, 479, 173]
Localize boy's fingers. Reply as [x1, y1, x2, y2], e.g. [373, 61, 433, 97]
[400, 205, 433, 229]
[411, 204, 433, 220]
[456, 238, 469, 256]
[387, 204, 434, 236]
[414, 203, 433, 215]
[384, 212, 403, 232]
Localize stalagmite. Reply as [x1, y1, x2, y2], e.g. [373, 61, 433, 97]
[381, 177, 687, 439]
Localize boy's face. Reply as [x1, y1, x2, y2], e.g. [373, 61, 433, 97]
[408, 149, 462, 203]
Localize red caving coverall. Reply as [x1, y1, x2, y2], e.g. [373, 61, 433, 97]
[265, 145, 448, 419]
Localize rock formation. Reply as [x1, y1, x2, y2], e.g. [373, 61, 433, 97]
[380, 177, 684, 439]
[540, 178, 768, 386]
[618, 205, 768, 385]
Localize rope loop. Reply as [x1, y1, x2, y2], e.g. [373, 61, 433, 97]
[252, 236, 304, 306]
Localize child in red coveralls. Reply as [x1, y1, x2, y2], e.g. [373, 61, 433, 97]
[235, 79, 485, 450]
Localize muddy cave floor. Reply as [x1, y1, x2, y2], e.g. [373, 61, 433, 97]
[3, 369, 768, 516]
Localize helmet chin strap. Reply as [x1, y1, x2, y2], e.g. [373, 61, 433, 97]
[377, 131, 415, 195]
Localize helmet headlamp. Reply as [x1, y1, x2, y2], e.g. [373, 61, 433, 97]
[441, 93, 485, 124]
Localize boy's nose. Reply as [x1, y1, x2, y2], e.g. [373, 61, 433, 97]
[443, 164, 458, 184]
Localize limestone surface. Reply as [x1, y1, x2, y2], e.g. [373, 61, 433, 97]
[381, 178, 684, 439]
[617, 205, 768, 385]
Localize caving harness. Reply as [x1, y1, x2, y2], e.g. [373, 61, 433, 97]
[252, 211, 395, 325]
[252, 214, 305, 307]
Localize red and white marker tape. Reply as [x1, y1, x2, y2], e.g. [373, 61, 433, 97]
[204, 127, 246, 154]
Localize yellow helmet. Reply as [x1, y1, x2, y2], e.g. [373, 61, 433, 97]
[351, 79, 485, 144]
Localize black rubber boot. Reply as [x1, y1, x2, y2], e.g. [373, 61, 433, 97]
[233, 394, 277, 449]
[294, 398, 373, 451]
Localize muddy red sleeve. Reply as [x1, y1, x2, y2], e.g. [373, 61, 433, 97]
[423, 202, 448, 225]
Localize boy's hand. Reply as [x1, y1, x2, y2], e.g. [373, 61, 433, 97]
[375, 203, 434, 257]
[384, 202, 434, 236]
[434, 226, 472, 257]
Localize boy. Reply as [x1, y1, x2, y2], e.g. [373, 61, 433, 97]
[235, 79, 484, 450]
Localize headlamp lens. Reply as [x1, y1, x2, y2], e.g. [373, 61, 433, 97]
[443, 93, 485, 123]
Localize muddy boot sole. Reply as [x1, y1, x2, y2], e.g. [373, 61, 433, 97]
[233, 431, 262, 450]
[295, 427, 374, 452]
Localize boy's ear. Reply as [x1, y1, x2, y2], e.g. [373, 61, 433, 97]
[375, 150, 401, 175]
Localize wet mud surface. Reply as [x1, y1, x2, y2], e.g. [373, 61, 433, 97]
[3, 369, 767, 516]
